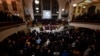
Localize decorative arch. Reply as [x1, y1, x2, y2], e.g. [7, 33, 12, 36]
[2, 1, 8, 11]
[11, 1, 17, 11]
[32, 0, 59, 21]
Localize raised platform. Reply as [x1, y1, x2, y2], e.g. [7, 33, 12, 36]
[69, 22, 100, 30]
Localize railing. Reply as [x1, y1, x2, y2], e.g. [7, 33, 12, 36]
[72, 12, 100, 23]
[71, 19, 100, 24]
[0, 22, 26, 31]
[0, 22, 24, 27]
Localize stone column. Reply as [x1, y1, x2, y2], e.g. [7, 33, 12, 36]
[24, 0, 34, 20]
[57, 0, 66, 19]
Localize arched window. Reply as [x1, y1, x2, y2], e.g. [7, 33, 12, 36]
[2, 1, 8, 10]
[11, 1, 17, 11]
[33, 0, 59, 22]
[78, 6, 81, 13]
[52, 0, 59, 14]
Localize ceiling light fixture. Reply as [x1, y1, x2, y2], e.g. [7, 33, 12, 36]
[83, 6, 86, 8]
[36, 11, 39, 13]
[35, 0, 39, 4]
[73, 4, 77, 7]
[36, 7, 39, 10]
[62, 9, 65, 11]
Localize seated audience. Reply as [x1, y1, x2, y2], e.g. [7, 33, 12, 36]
[0, 11, 24, 27]
[0, 27, 100, 56]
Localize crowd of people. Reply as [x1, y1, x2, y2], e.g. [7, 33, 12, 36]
[0, 27, 100, 56]
[73, 10, 100, 22]
[0, 11, 24, 27]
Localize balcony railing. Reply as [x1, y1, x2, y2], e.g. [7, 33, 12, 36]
[72, 13, 100, 23]
[72, 19, 100, 24]
[0, 22, 25, 31]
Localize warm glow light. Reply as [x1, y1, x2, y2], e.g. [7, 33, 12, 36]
[35, 0, 39, 4]
[83, 6, 86, 8]
[73, 4, 77, 7]
[62, 9, 65, 11]
[0, 0, 2, 4]
[14, 13, 19, 16]
[36, 11, 39, 13]
[85, 0, 92, 3]
[36, 7, 39, 10]
[6, 0, 11, 4]
[92, 0, 100, 2]
[12, 0, 15, 1]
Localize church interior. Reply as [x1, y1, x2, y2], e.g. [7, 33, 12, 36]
[0, 0, 100, 56]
